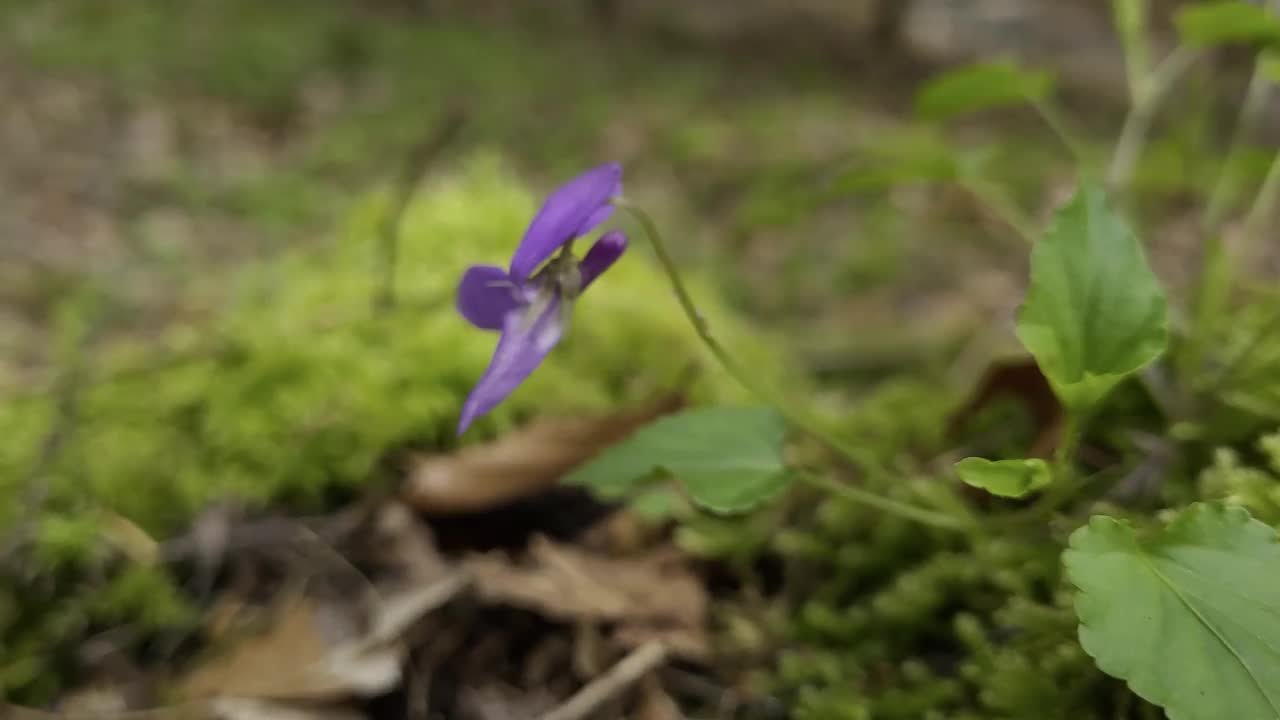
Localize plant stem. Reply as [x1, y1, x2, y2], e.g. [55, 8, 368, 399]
[1188, 148, 1280, 381]
[956, 174, 1038, 245]
[985, 411, 1087, 529]
[374, 108, 466, 310]
[1107, 45, 1201, 193]
[1053, 411, 1082, 477]
[1203, 63, 1272, 232]
[798, 473, 970, 531]
[614, 199, 973, 532]
[1112, 0, 1150, 103]
[1031, 99, 1088, 166]
[1189, 29, 1278, 379]
[1242, 147, 1280, 254]
[1207, 306, 1280, 393]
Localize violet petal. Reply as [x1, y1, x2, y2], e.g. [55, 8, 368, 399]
[579, 230, 628, 291]
[508, 163, 622, 282]
[457, 296, 565, 434]
[457, 264, 522, 331]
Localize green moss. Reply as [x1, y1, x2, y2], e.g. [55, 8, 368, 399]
[0, 155, 788, 703]
[739, 379, 1155, 719]
[1198, 431, 1280, 524]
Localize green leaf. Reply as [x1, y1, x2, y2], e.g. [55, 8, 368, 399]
[1176, 1, 1280, 48]
[565, 406, 790, 514]
[1015, 180, 1168, 410]
[830, 129, 958, 195]
[914, 61, 1055, 122]
[1064, 503, 1280, 720]
[954, 457, 1051, 498]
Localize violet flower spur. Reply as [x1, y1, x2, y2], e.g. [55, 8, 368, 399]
[454, 163, 627, 435]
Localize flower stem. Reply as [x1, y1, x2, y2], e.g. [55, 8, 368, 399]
[1008, 411, 1085, 524]
[1031, 99, 1088, 166]
[614, 199, 974, 532]
[1203, 62, 1273, 233]
[956, 174, 1038, 245]
[1053, 411, 1082, 477]
[1107, 45, 1200, 193]
[798, 473, 970, 531]
[1241, 146, 1280, 260]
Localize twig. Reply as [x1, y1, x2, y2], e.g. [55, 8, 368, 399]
[374, 106, 468, 310]
[537, 641, 669, 720]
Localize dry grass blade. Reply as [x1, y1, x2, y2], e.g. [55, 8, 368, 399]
[536, 641, 668, 720]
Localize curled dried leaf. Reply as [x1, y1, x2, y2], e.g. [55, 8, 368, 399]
[464, 537, 708, 660]
[402, 395, 683, 515]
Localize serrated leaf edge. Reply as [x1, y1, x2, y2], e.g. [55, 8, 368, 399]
[1064, 503, 1280, 719]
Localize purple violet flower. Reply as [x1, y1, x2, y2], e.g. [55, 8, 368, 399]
[455, 163, 627, 434]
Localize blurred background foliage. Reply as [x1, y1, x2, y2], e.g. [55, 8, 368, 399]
[1, 0, 1279, 716]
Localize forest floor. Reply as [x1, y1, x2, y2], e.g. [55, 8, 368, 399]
[5, 2, 1266, 719]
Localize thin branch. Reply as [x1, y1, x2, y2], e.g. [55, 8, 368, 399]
[537, 641, 669, 720]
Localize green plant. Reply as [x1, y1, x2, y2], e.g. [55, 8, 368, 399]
[569, 2, 1280, 717]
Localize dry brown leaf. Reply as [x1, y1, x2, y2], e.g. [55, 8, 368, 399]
[347, 501, 454, 586]
[177, 594, 395, 701]
[402, 395, 683, 515]
[457, 684, 556, 720]
[946, 356, 1063, 460]
[464, 537, 708, 660]
[209, 699, 366, 720]
[177, 573, 466, 702]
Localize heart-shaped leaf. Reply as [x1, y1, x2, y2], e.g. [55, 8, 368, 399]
[1177, 1, 1280, 48]
[954, 457, 1051, 498]
[1015, 180, 1168, 410]
[915, 61, 1055, 122]
[565, 406, 789, 514]
[1064, 503, 1280, 720]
